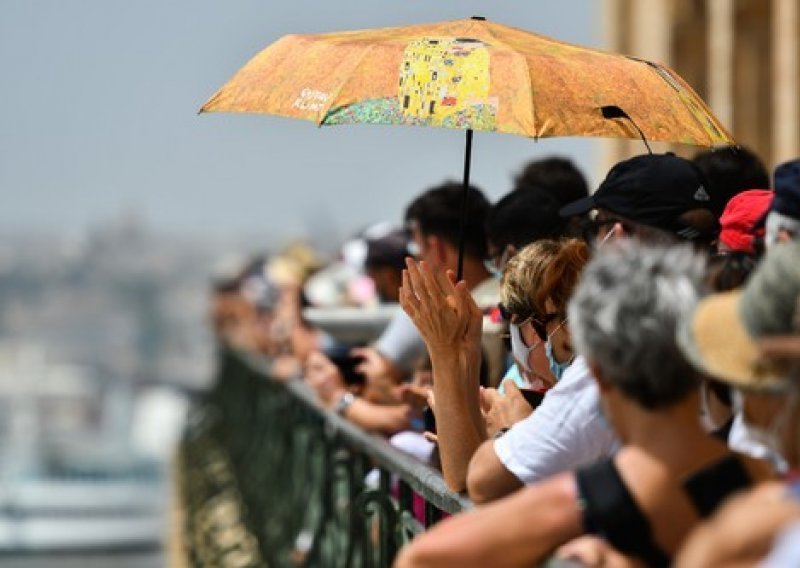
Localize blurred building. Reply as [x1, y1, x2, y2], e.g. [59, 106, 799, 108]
[602, 0, 799, 170]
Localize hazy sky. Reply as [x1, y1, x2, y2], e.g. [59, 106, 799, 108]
[1, 1, 600, 242]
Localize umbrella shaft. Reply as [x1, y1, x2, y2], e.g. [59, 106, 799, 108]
[457, 129, 474, 282]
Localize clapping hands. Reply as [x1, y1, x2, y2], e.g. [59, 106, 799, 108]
[399, 258, 482, 353]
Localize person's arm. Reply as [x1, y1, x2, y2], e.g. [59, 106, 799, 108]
[428, 347, 486, 491]
[675, 481, 800, 568]
[470, 361, 617, 503]
[466, 438, 523, 503]
[340, 397, 411, 435]
[394, 472, 583, 568]
[400, 259, 487, 492]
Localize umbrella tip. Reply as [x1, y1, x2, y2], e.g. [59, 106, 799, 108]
[470, 15, 486, 21]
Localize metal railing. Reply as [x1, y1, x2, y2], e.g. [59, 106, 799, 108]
[178, 348, 575, 567]
[178, 348, 470, 567]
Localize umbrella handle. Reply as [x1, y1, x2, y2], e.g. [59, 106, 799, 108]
[457, 129, 474, 282]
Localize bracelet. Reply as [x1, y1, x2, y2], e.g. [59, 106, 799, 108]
[493, 427, 511, 440]
[334, 392, 356, 416]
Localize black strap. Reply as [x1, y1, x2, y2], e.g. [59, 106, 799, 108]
[683, 455, 752, 518]
[576, 459, 672, 568]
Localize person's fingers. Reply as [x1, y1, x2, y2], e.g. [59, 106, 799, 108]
[481, 386, 500, 411]
[422, 431, 439, 445]
[453, 280, 478, 314]
[400, 269, 420, 314]
[433, 265, 457, 295]
[426, 390, 436, 411]
[406, 257, 432, 301]
[419, 260, 446, 301]
[504, 380, 522, 398]
[479, 386, 492, 413]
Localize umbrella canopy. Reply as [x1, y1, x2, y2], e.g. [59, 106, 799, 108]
[201, 17, 733, 147]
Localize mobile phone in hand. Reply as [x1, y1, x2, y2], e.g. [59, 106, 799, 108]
[519, 388, 545, 409]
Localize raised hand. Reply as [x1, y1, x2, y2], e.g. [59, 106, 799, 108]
[400, 257, 481, 352]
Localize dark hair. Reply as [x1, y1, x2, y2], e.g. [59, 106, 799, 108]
[705, 251, 758, 292]
[486, 188, 565, 252]
[514, 157, 589, 207]
[692, 146, 770, 218]
[404, 181, 490, 259]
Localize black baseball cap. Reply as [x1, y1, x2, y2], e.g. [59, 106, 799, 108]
[770, 158, 800, 219]
[560, 153, 715, 240]
[365, 229, 410, 269]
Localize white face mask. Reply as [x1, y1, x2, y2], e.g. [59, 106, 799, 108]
[699, 381, 722, 433]
[732, 388, 795, 474]
[509, 322, 539, 374]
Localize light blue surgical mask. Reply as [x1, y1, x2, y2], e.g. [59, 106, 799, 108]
[545, 338, 572, 381]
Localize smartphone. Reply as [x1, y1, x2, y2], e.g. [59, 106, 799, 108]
[423, 406, 437, 434]
[519, 388, 546, 409]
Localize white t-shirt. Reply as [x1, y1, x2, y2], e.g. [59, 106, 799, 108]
[374, 310, 426, 374]
[762, 519, 800, 568]
[493, 355, 619, 484]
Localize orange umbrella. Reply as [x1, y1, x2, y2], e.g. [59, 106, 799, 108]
[201, 17, 733, 275]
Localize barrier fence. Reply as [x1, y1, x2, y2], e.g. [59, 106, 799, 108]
[177, 348, 470, 567]
[177, 348, 573, 567]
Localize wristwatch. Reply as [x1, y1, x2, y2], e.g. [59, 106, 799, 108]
[334, 392, 356, 417]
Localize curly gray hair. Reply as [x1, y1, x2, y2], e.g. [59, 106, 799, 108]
[568, 241, 707, 409]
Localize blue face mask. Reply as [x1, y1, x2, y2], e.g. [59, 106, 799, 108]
[545, 338, 572, 381]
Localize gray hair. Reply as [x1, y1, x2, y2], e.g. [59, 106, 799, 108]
[568, 241, 706, 409]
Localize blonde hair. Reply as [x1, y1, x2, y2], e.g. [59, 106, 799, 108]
[500, 240, 562, 319]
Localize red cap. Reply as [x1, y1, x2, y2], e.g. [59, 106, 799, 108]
[718, 190, 773, 253]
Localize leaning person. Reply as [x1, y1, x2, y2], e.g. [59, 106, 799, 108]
[395, 242, 772, 568]
[401, 239, 617, 499]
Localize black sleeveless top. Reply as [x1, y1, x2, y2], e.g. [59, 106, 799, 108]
[575, 455, 752, 568]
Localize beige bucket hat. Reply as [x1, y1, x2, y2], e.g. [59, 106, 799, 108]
[678, 241, 800, 391]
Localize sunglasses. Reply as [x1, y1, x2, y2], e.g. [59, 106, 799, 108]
[498, 302, 531, 324]
[531, 312, 560, 342]
[498, 303, 558, 342]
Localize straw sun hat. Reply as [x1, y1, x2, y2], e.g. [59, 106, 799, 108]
[678, 241, 800, 391]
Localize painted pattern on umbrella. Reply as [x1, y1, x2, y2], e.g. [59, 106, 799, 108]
[201, 18, 733, 147]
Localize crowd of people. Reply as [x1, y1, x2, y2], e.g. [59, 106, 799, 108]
[209, 148, 800, 567]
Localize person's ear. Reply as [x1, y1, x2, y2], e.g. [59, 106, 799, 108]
[778, 229, 793, 244]
[428, 235, 447, 266]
